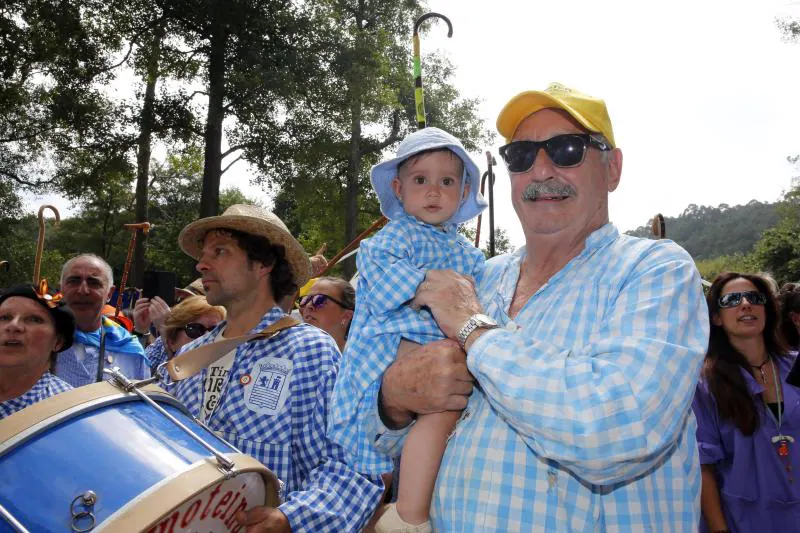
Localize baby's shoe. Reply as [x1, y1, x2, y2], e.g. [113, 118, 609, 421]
[373, 503, 432, 533]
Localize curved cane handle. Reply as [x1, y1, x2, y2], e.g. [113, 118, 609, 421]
[33, 205, 61, 285]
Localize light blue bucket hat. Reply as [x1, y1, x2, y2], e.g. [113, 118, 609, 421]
[370, 127, 487, 224]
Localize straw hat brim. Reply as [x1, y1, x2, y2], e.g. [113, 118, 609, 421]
[178, 215, 311, 290]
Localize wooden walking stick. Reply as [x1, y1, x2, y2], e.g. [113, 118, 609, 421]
[32, 205, 60, 285]
[651, 213, 666, 239]
[115, 222, 152, 320]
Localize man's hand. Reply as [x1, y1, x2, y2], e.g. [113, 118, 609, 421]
[235, 506, 291, 532]
[380, 339, 474, 429]
[412, 270, 483, 339]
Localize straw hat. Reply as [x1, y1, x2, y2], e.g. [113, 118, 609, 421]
[178, 204, 311, 289]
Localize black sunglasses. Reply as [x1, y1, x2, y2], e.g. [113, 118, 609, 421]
[184, 322, 214, 339]
[499, 134, 611, 174]
[718, 291, 768, 309]
[299, 293, 352, 311]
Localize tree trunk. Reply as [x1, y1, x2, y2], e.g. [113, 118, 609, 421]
[343, 91, 362, 279]
[200, 1, 226, 218]
[133, 27, 163, 288]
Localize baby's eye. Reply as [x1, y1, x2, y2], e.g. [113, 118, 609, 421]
[442, 177, 455, 186]
[413, 176, 426, 185]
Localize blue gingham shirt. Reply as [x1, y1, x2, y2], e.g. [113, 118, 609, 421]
[164, 307, 383, 532]
[145, 336, 169, 374]
[328, 215, 485, 473]
[55, 337, 149, 387]
[365, 223, 709, 531]
[0, 372, 72, 420]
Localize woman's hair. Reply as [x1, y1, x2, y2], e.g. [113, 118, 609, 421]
[703, 271, 788, 435]
[315, 276, 355, 336]
[162, 296, 226, 345]
[779, 283, 800, 349]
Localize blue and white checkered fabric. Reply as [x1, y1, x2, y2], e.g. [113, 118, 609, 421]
[145, 336, 168, 373]
[55, 341, 150, 387]
[0, 372, 72, 420]
[366, 223, 709, 531]
[164, 307, 383, 532]
[328, 215, 485, 474]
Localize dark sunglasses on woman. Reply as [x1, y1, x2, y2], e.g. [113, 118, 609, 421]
[183, 322, 215, 339]
[298, 293, 353, 311]
[499, 133, 611, 174]
[718, 291, 768, 309]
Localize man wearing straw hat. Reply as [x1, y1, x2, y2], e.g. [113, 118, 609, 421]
[367, 84, 709, 530]
[170, 204, 383, 532]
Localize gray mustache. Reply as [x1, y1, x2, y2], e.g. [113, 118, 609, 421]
[522, 180, 576, 201]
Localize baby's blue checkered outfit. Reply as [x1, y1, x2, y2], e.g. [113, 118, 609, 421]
[328, 215, 485, 473]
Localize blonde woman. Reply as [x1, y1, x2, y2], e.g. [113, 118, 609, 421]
[144, 296, 226, 373]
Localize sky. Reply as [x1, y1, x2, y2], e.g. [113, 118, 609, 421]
[23, 0, 800, 250]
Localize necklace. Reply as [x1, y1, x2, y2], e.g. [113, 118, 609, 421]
[763, 358, 795, 482]
[750, 357, 770, 384]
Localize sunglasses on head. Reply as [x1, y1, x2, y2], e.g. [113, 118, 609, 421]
[718, 291, 768, 309]
[298, 293, 352, 311]
[499, 134, 611, 174]
[183, 322, 214, 339]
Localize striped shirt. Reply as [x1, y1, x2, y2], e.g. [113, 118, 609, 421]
[366, 223, 709, 531]
[165, 307, 383, 532]
[0, 372, 72, 420]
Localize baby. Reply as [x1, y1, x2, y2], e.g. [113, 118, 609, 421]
[329, 127, 487, 532]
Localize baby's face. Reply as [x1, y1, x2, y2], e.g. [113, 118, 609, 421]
[392, 151, 467, 226]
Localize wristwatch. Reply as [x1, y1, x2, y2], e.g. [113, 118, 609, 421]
[456, 313, 499, 350]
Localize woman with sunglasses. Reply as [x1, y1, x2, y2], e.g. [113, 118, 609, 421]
[693, 272, 799, 533]
[299, 277, 355, 352]
[145, 295, 226, 373]
[0, 284, 75, 420]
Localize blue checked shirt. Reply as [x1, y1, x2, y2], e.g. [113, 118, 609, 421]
[364, 223, 709, 531]
[328, 215, 485, 473]
[0, 372, 72, 420]
[163, 307, 383, 532]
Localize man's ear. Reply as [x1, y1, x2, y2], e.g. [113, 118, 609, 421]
[391, 176, 403, 199]
[606, 148, 623, 192]
[107, 285, 117, 302]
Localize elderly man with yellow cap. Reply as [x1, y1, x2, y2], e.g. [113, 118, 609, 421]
[163, 205, 383, 532]
[365, 84, 709, 530]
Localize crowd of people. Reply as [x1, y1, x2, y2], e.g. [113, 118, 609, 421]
[1, 83, 799, 532]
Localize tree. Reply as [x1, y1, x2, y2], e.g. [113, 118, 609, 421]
[752, 175, 800, 284]
[249, 1, 492, 276]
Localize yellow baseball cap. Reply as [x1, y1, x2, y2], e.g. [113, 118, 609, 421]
[496, 82, 615, 147]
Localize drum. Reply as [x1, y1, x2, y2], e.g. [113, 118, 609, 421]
[0, 381, 280, 532]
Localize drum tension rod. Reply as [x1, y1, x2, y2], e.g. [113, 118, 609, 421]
[104, 368, 236, 472]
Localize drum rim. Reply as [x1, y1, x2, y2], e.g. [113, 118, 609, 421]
[0, 382, 188, 457]
[93, 453, 280, 532]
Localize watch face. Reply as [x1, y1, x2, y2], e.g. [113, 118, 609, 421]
[475, 314, 497, 327]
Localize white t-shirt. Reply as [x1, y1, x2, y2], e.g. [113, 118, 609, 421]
[200, 329, 235, 422]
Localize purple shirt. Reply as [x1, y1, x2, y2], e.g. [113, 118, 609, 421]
[692, 352, 800, 532]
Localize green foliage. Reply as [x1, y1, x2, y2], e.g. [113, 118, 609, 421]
[627, 201, 780, 260]
[458, 225, 516, 259]
[694, 253, 760, 284]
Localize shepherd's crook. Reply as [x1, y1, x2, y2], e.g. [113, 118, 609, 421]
[33, 205, 60, 285]
[115, 222, 152, 318]
[413, 12, 453, 129]
[651, 213, 666, 239]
